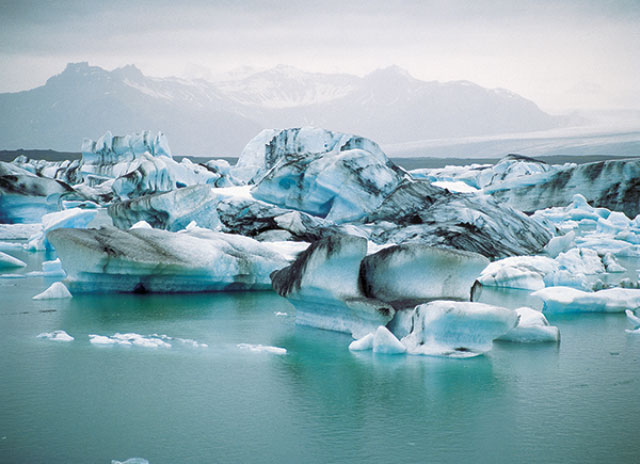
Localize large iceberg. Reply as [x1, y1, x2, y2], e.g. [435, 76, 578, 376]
[271, 235, 395, 338]
[47, 226, 299, 293]
[360, 243, 489, 306]
[241, 127, 407, 223]
[0, 163, 74, 223]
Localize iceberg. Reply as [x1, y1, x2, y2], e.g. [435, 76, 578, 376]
[360, 243, 489, 306]
[487, 158, 640, 217]
[366, 180, 552, 258]
[47, 226, 295, 293]
[534, 286, 640, 313]
[271, 235, 395, 338]
[401, 301, 518, 357]
[244, 127, 406, 223]
[26, 207, 99, 251]
[0, 172, 73, 223]
[33, 282, 72, 300]
[497, 307, 560, 343]
[89, 333, 171, 348]
[0, 250, 26, 270]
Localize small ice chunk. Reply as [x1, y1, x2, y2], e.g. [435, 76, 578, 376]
[349, 333, 374, 351]
[274, 312, 289, 317]
[89, 334, 130, 346]
[37, 330, 74, 342]
[32, 282, 72, 300]
[112, 459, 150, 464]
[237, 343, 287, 355]
[0, 250, 26, 270]
[372, 326, 406, 354]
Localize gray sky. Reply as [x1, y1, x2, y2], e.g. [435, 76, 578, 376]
[1, 0, 639, 113]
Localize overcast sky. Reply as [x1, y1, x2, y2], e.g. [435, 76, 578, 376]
[1, 0, 639, 113]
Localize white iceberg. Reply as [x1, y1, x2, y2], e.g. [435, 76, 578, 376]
[534, 286, 640, 313]
[349, 326, 407, 354]
[271, 235, 395, 338]
[360, 243, 489, 304]
[33, 282, 72, 300]
[89, 333, 171, 348]
[497, 307, 560, 343]
[26, 207, 99, 251]
[0, 223, 43, 240]
[401, 301, 518, 358]
[48, 226, 294, 293]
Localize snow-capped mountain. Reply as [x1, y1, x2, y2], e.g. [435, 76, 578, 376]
[0, 62, 558, 156]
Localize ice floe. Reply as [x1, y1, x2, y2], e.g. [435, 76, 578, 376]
[237, 343, 287, 355]
[37, 330, 74, 342]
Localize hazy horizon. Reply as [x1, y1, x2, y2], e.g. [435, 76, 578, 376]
[2, 0, 640, 114]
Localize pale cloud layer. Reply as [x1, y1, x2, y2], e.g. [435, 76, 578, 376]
[1, 0, 639, 112]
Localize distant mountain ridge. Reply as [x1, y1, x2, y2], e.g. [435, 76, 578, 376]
[0, 62, 558, 156]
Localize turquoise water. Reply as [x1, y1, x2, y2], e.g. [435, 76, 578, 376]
[2, 250, 640, 463]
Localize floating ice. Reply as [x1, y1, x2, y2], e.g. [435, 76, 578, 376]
[348, 333, 374, 351]
[89, 333, 171, 348]
[431, 180, 479, 193]
[111, 458, 149, 464]
[372, 326, 407, 354]
[626, 309, 640, 332]
[271, 235, 395, 338]
[534, 286, 640, 313]
[361, 243, 489, 305]
[0, 250, 26, 270]
[497, 307, 560, 343]
[37, 330, 74, 342]
[237, 343, 287, 355]
[245, 127, 405, 223]
[26, 207, 98, 251]
[401, 301, 518, 358]
[33, 282, 72, 300]
[603, 253, 625, 273]
[48, 226, 294, 293]
[0, 223, 42, 240]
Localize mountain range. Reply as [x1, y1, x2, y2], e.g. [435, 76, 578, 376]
[0, 62, 558, 156]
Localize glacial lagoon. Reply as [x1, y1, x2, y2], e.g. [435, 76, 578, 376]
[2, 249, 640, 464]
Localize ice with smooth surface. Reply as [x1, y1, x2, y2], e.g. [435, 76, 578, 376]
[497, 307, 560, 343]
[401, 301, 518, 357]
[37, 330, 74, 342]
[534, 287, 640, 313]
[33, 282, 72, 300]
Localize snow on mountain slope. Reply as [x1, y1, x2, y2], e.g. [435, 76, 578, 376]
[0, 62, 558, 155]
